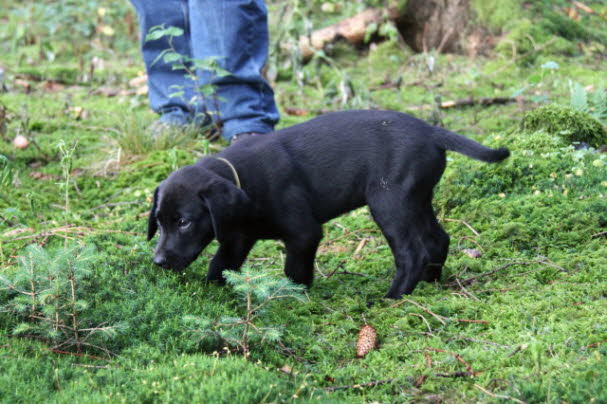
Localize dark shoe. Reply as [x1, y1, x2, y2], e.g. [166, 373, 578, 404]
[149, 120, 180, 140]
[230, 132, 262, 144]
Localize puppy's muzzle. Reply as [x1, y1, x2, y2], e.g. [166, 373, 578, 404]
[153, 254, 169, 268]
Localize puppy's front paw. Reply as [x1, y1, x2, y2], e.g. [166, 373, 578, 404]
[206, 272, 226, 285]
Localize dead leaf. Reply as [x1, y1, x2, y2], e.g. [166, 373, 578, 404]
[68, 106, 87, 120]
[284, 107, 310, 116]
[136, 84, 148, 96]
[128, 75, 147, 88]
[41, 81, 65, 92]
[29, 171, 55, 180]
[14, 79, 32, 93]
[462, 248, 482, 259]
[92, 86, 122, 97]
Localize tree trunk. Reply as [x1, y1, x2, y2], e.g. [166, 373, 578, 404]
[395, 0, 471, 53]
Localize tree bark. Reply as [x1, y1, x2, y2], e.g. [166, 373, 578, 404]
[395, 0, 471, 53]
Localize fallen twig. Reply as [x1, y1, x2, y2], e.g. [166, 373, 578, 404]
[50, 349, 108, 362]
[390, 298, 447, 325]
[586, 339, 607, 349]
[474, 383, 527, 404]
[424, 347, 476, 375]
[414, 351, 433, 388]
[451, 262, 533, 287]
[454, 319, 489, 324]
[573, 0, 607, 21]
[324, 379, 392, 392]
[446, 335, 510, 349]
[443, 218, 480, 236]
[409, 313, 434, 334]
[455, 278, 480, 301]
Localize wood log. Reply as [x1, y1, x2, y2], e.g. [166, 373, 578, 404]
[295, 0, 474, 59]
[297, 8, 399, 59]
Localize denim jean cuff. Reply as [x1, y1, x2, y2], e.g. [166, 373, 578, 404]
[222, 120, 275, 140]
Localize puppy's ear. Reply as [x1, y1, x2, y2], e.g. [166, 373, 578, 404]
[199, 177, 250, 242]
[147, 187, 159, 241]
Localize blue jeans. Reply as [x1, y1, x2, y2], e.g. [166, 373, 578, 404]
[129, 0, 279, 140]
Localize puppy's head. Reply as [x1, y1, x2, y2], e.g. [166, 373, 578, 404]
[147, 164, 250, 271]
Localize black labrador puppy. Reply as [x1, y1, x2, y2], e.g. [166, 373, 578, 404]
[148, 110, 509, 298]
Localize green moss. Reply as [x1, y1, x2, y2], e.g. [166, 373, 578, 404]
[521, 104, 607, 147]
[2, 1, 607, 403]
[496, 19, 577, 64]
[471, 0, 522, 32]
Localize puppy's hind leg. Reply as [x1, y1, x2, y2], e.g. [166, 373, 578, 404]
[283, 225, 322, 287]
[367, 191, 429, 298]
[207, 236, 256, 283]
[419, 205, 450, 283]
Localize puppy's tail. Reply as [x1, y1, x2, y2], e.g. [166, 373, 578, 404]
[431, 127, 510, 163]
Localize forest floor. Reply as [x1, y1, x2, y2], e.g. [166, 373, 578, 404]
[1, 1, 607, 402]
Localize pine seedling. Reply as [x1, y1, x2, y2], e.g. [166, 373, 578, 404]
[0, 244, 121, 356]
[185, 267, 307, 357]
[57, 139, 78, 223]
[145, 24, 230, 133]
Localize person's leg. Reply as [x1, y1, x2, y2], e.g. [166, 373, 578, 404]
[129, 0, 206, 126]
[188, 0, 280, 140]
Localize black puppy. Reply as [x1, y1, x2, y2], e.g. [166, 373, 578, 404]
[148, 110, 509, 298]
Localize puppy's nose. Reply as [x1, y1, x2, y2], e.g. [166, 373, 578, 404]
[153, 254, 167, 267]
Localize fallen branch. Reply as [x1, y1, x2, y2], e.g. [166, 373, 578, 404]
[296, 8, 399, 60]
[407, 97, 519, 111]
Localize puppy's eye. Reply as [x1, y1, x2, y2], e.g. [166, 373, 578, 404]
[177, 218, 191, 229]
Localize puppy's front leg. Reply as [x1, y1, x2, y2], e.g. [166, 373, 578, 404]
[283, 231, 322, 287]
[207, 236, 256, 283]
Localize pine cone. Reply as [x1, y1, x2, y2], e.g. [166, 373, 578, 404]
[356, 324, 377, 358]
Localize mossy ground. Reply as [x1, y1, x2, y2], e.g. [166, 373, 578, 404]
[1, 1, 607, 403]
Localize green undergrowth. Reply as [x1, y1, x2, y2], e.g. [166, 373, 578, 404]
[2, 0, 607, 402]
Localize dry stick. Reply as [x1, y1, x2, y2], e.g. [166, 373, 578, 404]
[352, 238, 368, 258]
[443, 218, 480, 236]
[476, 285, 520, 294]
[455, 319, 489, 324]
[409, 313, 434, 334]
[424, 347, 476, 375]
[458, 235, 485, 252]
[446, 335, 510, 349]
[587, 339, 607, 349]
[320, 228, 379, 246]
[414, 351, 434, 388]
[591, 231, 607, 239]
[455, 278, 480, 301]
[474, 383, 527, 404]
[573, 0, 607, 21]
[390, 298, 447, 325]
[436, 371, 474, 378]
[49, 349, 107, 362]
[454, 262, 533, 287]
